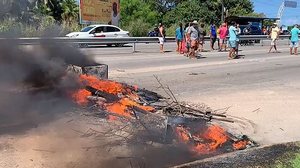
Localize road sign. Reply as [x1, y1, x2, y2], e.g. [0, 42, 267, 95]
[284, 1, 297, 8]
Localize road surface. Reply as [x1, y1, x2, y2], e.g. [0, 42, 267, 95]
[83, 41, 300, 145]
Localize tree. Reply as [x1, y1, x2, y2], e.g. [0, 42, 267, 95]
[121, 0, 159, 26]
[60, 0, 79, 26]
[163, 0, 216, 25]
[163, 0, 254, 26]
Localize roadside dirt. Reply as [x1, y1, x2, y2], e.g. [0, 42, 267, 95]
[189, 86, 300, 145]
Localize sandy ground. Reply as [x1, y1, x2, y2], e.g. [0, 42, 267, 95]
[191, 85, 300, 145]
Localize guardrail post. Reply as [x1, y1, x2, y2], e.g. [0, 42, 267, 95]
[132, 42, 136, 53]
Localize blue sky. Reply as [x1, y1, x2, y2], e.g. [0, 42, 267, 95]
[252, 0, 300, 25]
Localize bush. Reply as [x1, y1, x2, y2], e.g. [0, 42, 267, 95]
[0, 16, 82, 37]
[166, 24, 177, 37]
[122, 19, 151, 37]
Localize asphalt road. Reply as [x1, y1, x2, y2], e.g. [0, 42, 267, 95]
[82, 41, 297, 94]
[82, 41, 300, 145]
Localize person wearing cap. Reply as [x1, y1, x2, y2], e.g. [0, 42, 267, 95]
[268, 23, 280, 53]
[188, 20, 199, 58]
[290, 24, 300, 55]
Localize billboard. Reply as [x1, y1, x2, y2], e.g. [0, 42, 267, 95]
[79, 0, 120, 26]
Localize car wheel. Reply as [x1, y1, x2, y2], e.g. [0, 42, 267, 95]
[115, 43, 125, 47]
[79, 43, 88, 48]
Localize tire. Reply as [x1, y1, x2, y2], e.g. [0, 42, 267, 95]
[106, 44, 113, 47]
[115, 43, 125, 47]
[79, 43, 88, 48]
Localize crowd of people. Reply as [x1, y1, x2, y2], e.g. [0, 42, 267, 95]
[154, 21, 300, 59]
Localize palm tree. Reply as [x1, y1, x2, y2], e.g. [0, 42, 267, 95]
[60, 0, 79, 26]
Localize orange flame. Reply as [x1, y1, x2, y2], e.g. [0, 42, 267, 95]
[176, 126, 190, 143]
[72, 89, 91, 105]
[193, 125, 228, 154]
[72, 75, 155, 119]
[176, 125, 229, 154]
[233, 140, 248, 150]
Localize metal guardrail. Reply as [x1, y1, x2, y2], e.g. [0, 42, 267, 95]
[0, 35, 292, 52]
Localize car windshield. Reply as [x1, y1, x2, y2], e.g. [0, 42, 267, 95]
[80, 26, 95, 32]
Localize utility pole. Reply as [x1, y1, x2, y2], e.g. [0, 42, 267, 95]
[221, 0, 224, 23]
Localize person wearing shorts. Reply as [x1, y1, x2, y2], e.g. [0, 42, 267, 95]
[219, 23, 228, 52]
[198, 23, 205, 52]
[158, 23, 166, 53]
[185, 22, 191, 56]
[235, 24, 241, 56]
[268, 23, 280, 53]
[290, 24, 300, 55]
[228, 22, 238, 59]
[188, 21, 199, 58]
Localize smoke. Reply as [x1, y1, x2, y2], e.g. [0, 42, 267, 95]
[0, 40, 96, 134]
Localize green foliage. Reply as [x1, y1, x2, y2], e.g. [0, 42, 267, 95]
[61, 0, 79, 25]
[165, 24, 177, 37]
[122, 19, 151, 37]
[120, 0, 159, 27]
[163, 0, 216, 26]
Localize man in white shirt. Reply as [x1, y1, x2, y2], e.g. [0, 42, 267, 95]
[268, 23, 280, 53]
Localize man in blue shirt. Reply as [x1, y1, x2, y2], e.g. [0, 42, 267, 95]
[228, 21, 238, 59]
[290, 24, 300, 55]
[210, 23, 217, 50]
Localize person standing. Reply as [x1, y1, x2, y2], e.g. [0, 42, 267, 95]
[235, 24, 241, 56]
[188, 21, 199, 58]
[184, 22, 191, 56]
[198, 23, 205, 52]
[219, 23, 228, 52]
[217, 25, 221, 50]
[290, 24, 300, 55]
[175, 23, 184, 53]
[228, 22, 238, 59]
[158, 23, 166, 53]
[268, 23, 280, 53]
[210, 23, 217, 50]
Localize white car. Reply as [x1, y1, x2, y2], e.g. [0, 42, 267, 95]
[66, 24, 129, 47]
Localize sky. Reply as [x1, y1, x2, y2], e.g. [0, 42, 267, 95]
[252, 0, 300, 25]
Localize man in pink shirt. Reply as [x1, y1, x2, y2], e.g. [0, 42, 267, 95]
[219, 23, 228, 52]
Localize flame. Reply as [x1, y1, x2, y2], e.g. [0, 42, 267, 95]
[72, 89, 91, 105]
[176, 125, 229, 154]
[233, 140, 248, 150]
[72, 75, 154, 119]
[193, 125, 228, 154]
[78, 75, 137, 97]
[176, 126, 190, 143]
